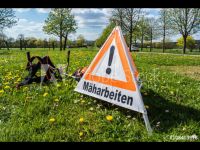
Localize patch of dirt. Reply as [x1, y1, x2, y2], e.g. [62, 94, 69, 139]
[163, 66, 200, 81]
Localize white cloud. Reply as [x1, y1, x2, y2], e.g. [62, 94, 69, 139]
[4, 18, 50, 39]
[35, 8, 51, 14]
[73, 8, 109, 29]
[14, 8, 31, 13]
[9, 8, 195, 42]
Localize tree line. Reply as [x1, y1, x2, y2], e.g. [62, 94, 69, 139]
[0, 8, 83, 50]
[0, 8, 200, 53]
[0, 33, 91, 50]
[96, 8, 200, 54]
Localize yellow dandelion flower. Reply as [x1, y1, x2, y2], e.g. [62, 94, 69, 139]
[106, 115, 113, 121]
[23, 87, 28, 91]
[0, 89, 4, 93]
[4, 82, 9, 85]
[79, 132, 83, 137]
[43, 92, 48, 97]
[4, 85, 10, 89]
[56, 83, 61, 88]
[79, 117, 84, 123]
[17, 78, 21, 82]
[49, 118, 55, 123]
[54, 98, 59, 102]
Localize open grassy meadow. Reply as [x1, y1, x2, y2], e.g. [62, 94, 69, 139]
[0, 48, 200, 142]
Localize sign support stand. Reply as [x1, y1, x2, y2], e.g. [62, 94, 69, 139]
[143, 110, 153, 135]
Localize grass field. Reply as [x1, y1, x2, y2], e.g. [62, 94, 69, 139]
[0, 48, 200, 142]
[140, 48, 200, 55]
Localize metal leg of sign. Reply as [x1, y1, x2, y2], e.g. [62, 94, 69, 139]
[143, 111, 153, 135]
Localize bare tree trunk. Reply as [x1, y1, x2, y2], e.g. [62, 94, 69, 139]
[129, 10, 133, 52]
[20, 40, 22, 50]
[163, 34, 165, 53]
[5, 41, 9, 50]
[199, 45, 200, 52]
[52, 42, 55, 50]
[183, 35, 187, 54]
[60, 36, 62, 51]
[141, 28, 144, 51]
[162, 10, 166, 53]
[24, 41, 26, 50]
[63, 33, 68, 50]
[120, 14, 123, 28]
[59, 18, 62, 51]
[162, 25, 166, 53]
[150, 28, 153, 52]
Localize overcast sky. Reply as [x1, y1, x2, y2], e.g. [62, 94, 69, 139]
[4, 8, 200, 42]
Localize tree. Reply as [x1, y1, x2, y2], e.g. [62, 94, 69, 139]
[76, 34, 85, 47]
[62, 9, 77, 50]
[35, 39, 44, 48]
[122, 8, 141, 51]
[49, 38, 57, 50]
[165, 38, 175, 49]
[110, 8, 125, 31]
[43, 38, 48, 49]
[95, 22, 115, 48]
[168, 8, 200, 54]
[0, 32, 11, 50]
[43, 8, 77, 51]
[24, 37, 29, 50]
[146, 18, 160, 52]
[0, 32, 6, 49]
[26, 37, 37, 49]
[158, 9, 173, 53]
[137, 16, 149, 51]
[6, 37, 15, 50]
[110, 8, 141, 51]
[17, 34, 24, 50]
[0, 8, 17, 31]
[177, 36, 196, 52]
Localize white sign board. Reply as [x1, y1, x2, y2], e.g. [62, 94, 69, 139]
[75, 26, 152, 133]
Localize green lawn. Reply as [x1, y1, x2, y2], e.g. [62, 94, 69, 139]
[140, 48, 200, 55]
[0, 48, 200, 141]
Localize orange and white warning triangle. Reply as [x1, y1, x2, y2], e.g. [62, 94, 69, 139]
[75, 26, 145, 114]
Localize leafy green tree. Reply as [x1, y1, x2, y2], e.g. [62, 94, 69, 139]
[49, 38, 57, 50]
[95, 22, 115, 48]
[25, 37, 37, 48]
[0, 8, 17, 31]
[145, 18, 160, 52]
[137, 16, 149, 51]
[43, 8, 77, 51]
[177, 36, 196, 51]
[165, 38, 175, 49]
[76, 34, 85, 47]
[158, 9, 173, 52]
[43, 38, 48, 49]
[17, 34, 24, 50]
[6, 37, 14, 49]
[35, 39, 44, 48]
[168, 8, 200, 54]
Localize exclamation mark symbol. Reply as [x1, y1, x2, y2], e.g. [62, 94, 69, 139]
[106, 45, 115, 75]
